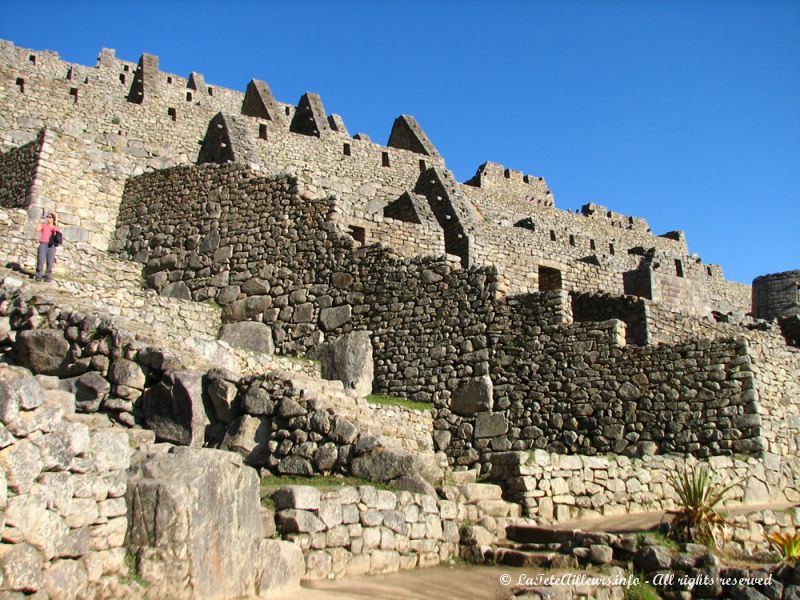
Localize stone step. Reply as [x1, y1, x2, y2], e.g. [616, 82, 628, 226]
[459, 482, 504, 502]
[505, 524, 619, 549]
[485, 547, 577, 569]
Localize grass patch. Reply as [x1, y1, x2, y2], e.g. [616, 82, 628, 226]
[635, 531, 679, 552]
[624, 577, 661, 600]
[366, 393, 431, 411]
[260, 474, 391, 506]
[121, 551, 148, 588]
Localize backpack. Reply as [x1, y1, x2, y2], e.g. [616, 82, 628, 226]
[48, 230, 63, 248]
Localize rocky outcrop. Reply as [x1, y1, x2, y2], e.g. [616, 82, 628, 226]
[127, 446, 303, 598]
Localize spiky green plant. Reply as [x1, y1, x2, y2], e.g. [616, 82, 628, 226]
[667, 465, 734, 548]
[766, 531, 800, 565]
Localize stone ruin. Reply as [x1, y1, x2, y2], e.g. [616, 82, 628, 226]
[0, 39, 798, 598]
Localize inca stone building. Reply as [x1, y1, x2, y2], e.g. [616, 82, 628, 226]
[1, 40, 798, 523]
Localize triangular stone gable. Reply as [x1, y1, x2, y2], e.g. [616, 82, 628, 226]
[289, 93, 329, 137]
[127, 53, 161, 104]
[387, 115, 439, 157]
[327, 114, 349, 136]
[241, 79, 284, 123]
[383, 193, 422, 224]
[187, 72, 206, 91]
[198, 113, 259, 166]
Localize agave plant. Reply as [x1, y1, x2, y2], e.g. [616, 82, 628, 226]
[666, 465, 734, 548]
[766, 530, 800, 565]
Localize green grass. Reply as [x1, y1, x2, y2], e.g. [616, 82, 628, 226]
[260, 474, 392, 507]
[624, 578, 661, 600]
[635, 531, 679, 552]
[121, 551, 148, 588]
[366, 393, 431, 411]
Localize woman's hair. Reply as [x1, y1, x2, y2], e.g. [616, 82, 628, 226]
[47, 212, 58, 227]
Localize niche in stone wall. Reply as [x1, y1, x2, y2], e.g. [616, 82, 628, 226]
[674, 259, 684, 277]
[15, 78, 24, 93]
[69, 88, 79, 103]
[538, 266, 562, 291]
[514, 217, 535, 231]
[348, 226, 366, 246]
[259, 125, 268, 140]
[382, 152, 390, 167]
[168, 107, 177, 122]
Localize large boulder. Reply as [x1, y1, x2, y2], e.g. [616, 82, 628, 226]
[219, 322, 274, 354]
[451, 376, 493, 416]
[317, 331, 373, 397]
[127, 447, 298, 599]
[351, 447, 415, 482]
[140, 370, 209, 447]
[15, 329, 69, 376]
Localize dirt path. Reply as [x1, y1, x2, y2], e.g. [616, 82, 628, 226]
[272, 565, 533, 600]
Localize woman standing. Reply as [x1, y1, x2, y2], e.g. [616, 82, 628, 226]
[34, 212, 61, 282]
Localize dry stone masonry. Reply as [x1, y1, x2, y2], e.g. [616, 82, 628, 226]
[0, 37, 798, 597]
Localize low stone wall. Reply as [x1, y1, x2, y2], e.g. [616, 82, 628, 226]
[729, 506, 800, 555]
[0, 366, 131, 597]
[271, 481, 519, 579]
[488, 451, 800, 524]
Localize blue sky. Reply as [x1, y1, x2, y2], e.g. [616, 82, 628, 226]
[2, 0, 798, 284]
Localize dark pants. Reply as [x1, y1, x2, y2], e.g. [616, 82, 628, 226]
[35, 242, 57, 281]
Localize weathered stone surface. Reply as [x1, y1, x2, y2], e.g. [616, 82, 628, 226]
[0, 439, 43, 493]
[451, 376, 493, 416]
[634, 545, 673, 572]
[391, 473, 437, 497]
[256, 540, 304, 597]
[5, 493, 70, 560]
[278, 455, 314, 476]
[208, 378, 238, 423]
[275, 509, 325, 534]
[318, 331, 373, 397]
[474, 412, 508, 438]
[41, 559, 88, 600]
[140, 369, 209, 447]
[221, 414, 268, 466]
[160, 281, 192, 300]
[90, 429, 131, 472]
[219, 321, 274, 354]
[108, 359, 147, 390]
[16, 329, 69, 376]
[352, 447, 415, 482]
[0, 542, 43, 592]
[272, 486, 321, 511]
[75, 371, 111, 411]
[319, 305, 352, 332]
[127, 447, 264, 598]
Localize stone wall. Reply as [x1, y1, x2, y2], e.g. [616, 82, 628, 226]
[0, 132, 38, 209]
[113, 162, 498, 401]
[113, 165, 781, 469]
[488, 450, 800, 525]
[753, 270, 800, 319]
[271, 481, 519, 579]
[1, 38, 757, 319]
[706, 275, 751, 315]
[0, 365, 131, 597]
[454, 292, 762, 464]
[643, 303, 800, 459]
[571, 292, 648, 346]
